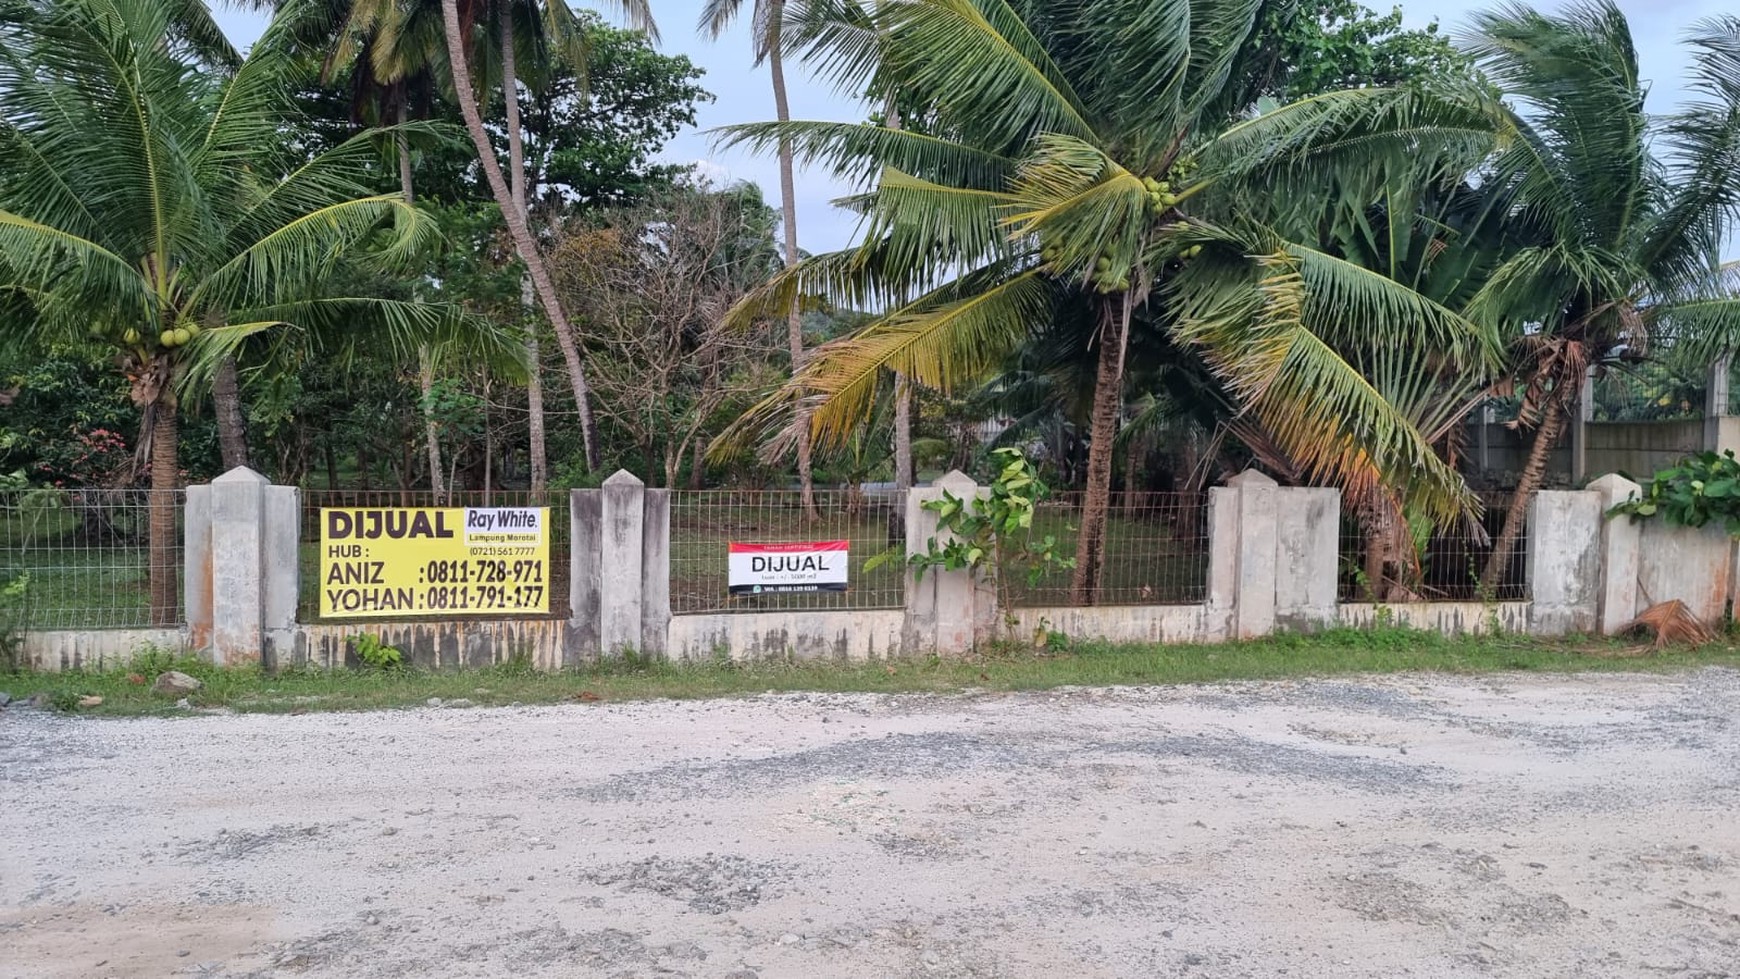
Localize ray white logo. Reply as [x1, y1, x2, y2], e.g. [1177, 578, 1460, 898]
[463, 507, 542, 541]
[728, 541, 848, 594]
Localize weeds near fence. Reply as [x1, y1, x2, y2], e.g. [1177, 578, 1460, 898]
[351, 634, 404, 670]
[9, 629, 1737, 717]
[898, 449, 1075, 621]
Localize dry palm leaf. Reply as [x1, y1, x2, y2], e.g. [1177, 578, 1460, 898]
[1618, 600, 1717, 650]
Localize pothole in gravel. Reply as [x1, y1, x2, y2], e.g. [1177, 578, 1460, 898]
[1090, 733, 1447, 795]
[581, 854, 793, 914]
[568, 732, 1058, 803]
[180, 823, 330, 861]
[869, 829, 964, 860]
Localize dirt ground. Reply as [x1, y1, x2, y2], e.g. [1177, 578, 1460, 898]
[3, 669, 1738, 979]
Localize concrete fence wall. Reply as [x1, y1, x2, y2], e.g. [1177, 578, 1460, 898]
[19, 465, 1738, 671]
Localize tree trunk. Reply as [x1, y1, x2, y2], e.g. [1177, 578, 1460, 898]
[690, 436, 706, 489]
[395, 99, 414, 207]
[767, 15, 815, 516]
[886, 92, 912, 522]
[500, 2, 527, 219]
[1358, 494, 1406, 601]
[1070, 298, 1130, 605]
[419, 349, 445, 498]
[503, 4, 547, 494]
[147, 395, 179, 626]
[212, 355, 249, 472]
[1480, 404, 1563, 592]
[525, 331, 548, 491]
[441, 0, 599, 470]
[483, 397, 493, 498]
[396, 98, 446, 499]
[894, 373, 913, 493]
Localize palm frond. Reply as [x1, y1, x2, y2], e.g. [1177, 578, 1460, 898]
[858, 167, 1016, 278]
[713, 120, 1013, 190]
[782, 0, 883, 94]
[718, 266, 1053, 457]
[0, 210, 153, 327]
[1200, 85, 1502, 203]
[1464, 0, 1651, 252]
[189, 196, 441, 315]
[875, 0, 1095, 150]
[1002, 134, 1147, 279]
[1169, 249, 1477, 522]
[1636, 15, 1740, 288]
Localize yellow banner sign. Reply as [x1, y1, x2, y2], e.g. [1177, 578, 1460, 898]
[318, 507, 551, 618]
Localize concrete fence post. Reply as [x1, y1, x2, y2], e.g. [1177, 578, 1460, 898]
[903, 470, 988, 655]
[1213, 470, 1338, 638]
[641, 487, 671, 656]
[184, 484, 213, 650]
[1526, 489, 1603, 636]
[1224, 469, 1279, 639]
[204, 467, 272, 667]
[569, 488, 602, 663]
[1588, 473, 1642, 635]
[261, 483, 300, 670]
[599, 470, 645, 656]
[1203, 486, 1238, 641]
[1272, 486, 1340, 630]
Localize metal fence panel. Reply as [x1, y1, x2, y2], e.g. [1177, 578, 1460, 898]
[0, 488, 183, 629]
[299, 489, 571, 622]
[670, 489, 905, 614]
[1337, 492, 1529, 603]
[1002, 491, 1210, 607]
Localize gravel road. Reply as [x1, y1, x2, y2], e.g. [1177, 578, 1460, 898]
[3, 669, 1738, 978]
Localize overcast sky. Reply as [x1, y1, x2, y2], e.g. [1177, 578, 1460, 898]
[212, 0, 1731, 255]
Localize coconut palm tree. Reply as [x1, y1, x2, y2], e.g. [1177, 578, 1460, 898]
[1462, 3, 1740, 589]
[715, 0, 1504, 602]
[0, 0, 466, 622]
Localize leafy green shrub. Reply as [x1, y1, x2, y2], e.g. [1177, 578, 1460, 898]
[0, 571, 29, 673]
[1607, 451, 1740, 534]
[351, 634, 404, 670]
[881, 448, 1075, 624]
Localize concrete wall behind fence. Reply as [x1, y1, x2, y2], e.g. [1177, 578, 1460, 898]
[21, 466, 1740, 671]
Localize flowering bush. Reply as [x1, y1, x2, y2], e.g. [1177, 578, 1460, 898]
[34, 427, 132, 488]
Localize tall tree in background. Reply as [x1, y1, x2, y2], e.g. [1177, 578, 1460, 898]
[552, 182, 786, 485]
[1464, 3, 1740, 589]
[303, 0, 453, 491]
[438, 0, 657, 474]
[0, 0, 461, 620]
[700, 0, 820, 514]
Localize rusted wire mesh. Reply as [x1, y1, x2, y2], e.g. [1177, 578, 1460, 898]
[0, 487, 183, 629]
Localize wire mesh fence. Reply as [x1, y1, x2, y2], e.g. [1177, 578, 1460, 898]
[670, 489, 906, 614]
[1001, 492, 1210, 607]
[0, 488, 183, 629]
[299, 489, 571, 622]
[1337, 493, 1529, 603]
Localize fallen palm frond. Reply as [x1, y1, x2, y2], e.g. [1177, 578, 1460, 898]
[1617, 599, 1717, 650]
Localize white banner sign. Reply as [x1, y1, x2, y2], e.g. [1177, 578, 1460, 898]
[728, 541, 849, 595]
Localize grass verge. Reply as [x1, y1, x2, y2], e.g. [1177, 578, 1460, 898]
[4, 627, 1738, 718]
